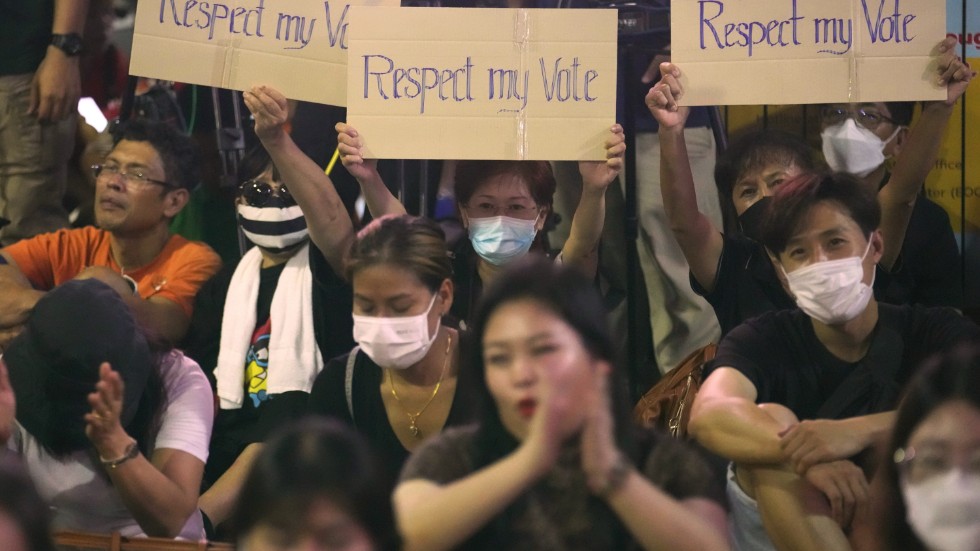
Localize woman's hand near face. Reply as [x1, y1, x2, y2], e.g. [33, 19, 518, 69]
[336, 122, 380, 182]
[521, 356, 589, 473]
[84, 362, 135, 460]
[579, 370, 629, 495]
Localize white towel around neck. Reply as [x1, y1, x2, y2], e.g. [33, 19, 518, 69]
[215, 242, 322, 409]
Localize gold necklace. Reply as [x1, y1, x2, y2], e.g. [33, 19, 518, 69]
[387, 332, 453, 439]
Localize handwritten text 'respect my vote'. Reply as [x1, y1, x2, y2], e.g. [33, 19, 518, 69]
[157, 0, 354, 50]
[361, 55, 600, 114]
[699, 0, 917, 57]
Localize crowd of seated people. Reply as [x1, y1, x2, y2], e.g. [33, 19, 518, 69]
[1, 4, 979, 549]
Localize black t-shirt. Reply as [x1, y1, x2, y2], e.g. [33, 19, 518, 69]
[308, 349, 479, 482]
[706, 303, 980, 420]
[184, 243, 355, 486]
[692, 233, 797, 337]
[875, 194, 962, 308]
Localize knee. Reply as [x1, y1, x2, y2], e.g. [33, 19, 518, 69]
[758, 403, 798, 432]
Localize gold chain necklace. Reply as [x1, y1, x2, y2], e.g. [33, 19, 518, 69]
[387, 332, 453, 439]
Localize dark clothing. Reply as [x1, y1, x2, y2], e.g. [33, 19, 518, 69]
[448, 238, 483, 331]
[184, 243, 354, 487]
[692, 233, 797, 336]
[0, 1, 53, 75]
[707, 303, 980, 420]
[875, 194, 962, 308]
[401, 424, 724, 551]
[308, 349, 479, 481]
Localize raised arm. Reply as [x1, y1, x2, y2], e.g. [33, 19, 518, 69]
[336, 122, 407, 217]
[85, 363, 205, 538]
[646, 63, 725, 291]
[877, 37, 975, 268]
[243, 86, 354, 275]
[562, 124, 626, 277]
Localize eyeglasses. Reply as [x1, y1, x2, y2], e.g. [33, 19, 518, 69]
[92, 164, 173, 189]
[821, 106, 897, 131]
[894, 445, 980, 484]
[238, 179, 295, 208]
[463, 202, 539, 220]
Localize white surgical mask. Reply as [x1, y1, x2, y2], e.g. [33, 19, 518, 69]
[781, 236, 875, 325]
[821, 119, 901, 178]
[902, 470, 980, 551]
[468, 215, 538, 266]
[237, 204, 309, 251]
[352, 293, 439, 370]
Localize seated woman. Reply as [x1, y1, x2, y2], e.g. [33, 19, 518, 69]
[873, 344, 980, 551]
[0, 279, 213, 539]
[230, 417, 400, 551]
[645, 37, 973, 335]
[182, 145, 354, 533]
[335, 115, 625, 324]
[307, 215, 477, 479]
[394, 257, 728, 551]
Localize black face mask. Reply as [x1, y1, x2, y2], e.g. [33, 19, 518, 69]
[737, 196, 772, 243]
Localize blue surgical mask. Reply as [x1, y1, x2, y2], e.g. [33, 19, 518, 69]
[467, 215, 538, 266]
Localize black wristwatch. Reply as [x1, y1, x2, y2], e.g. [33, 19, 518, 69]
[51, 33, 83, 56]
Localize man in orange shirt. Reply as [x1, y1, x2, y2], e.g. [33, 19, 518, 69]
[0, 119, 221, 347]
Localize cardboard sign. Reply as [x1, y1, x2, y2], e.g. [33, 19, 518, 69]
[346, 7, 618, 161]
[130, 0, 398, 107]
[672, 0, 947, 105]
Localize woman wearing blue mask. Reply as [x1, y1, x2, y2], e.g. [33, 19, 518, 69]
[243, 86, 479, 484]
[335, 122, 625, 326]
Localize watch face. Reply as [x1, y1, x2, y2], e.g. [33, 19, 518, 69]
[53, 34, 83, 55]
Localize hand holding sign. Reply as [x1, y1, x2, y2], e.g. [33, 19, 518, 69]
[936, 36, 977, 106]
[645, 63, 689, 132]
[243, 85, 289, 147]
[336, 123, 379, 182]
[578, 125, 626, 193]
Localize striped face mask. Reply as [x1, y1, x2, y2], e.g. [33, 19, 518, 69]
[237, 202, 309, 253]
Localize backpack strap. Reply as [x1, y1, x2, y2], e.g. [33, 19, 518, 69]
[345, 345, 360, 424]
[816, 306, 905, 419]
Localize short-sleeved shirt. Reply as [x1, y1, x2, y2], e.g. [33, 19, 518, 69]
[4, 226, 221, 317]
[309, 349, 478, 481]
[400, 424, 723, 551]
[706, 303, 980, 420]
[8, 351, 214, 539]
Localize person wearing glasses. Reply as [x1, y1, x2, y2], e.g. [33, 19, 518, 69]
[819, 100, 964, 309]
[645, 36, 974, 337]
[0, 119, 221, 349]
[181, 144, 355, 537]
[873, 344, 980, 551]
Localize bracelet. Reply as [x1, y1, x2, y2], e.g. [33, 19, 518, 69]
[596, 454, 632, 499]
[99, 440, 139, 469]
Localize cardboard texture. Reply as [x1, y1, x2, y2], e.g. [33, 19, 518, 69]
[130, 0, 398, 107]
[346, 7, 618, 161]
[672, 0, 947, 105]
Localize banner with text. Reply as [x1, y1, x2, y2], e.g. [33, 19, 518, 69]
[672, 0, 947, 105]
[346, 7, 617, 161]
[130, 0, 398, 107]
